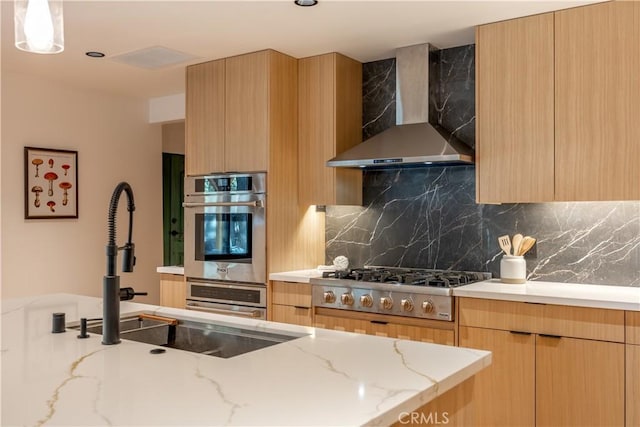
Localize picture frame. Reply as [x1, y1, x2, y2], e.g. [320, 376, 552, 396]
[24, 147, 78, 219]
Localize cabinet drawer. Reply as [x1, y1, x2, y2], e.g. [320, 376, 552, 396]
[540, 304, 624, 342]
[271, 304, 313, 327]
[458, 298, 541, 332]
[271, 281, 312, 307]
[626, 311, 640, 345]
[459, 298, 625, 342]
[314, 308, 454, 345]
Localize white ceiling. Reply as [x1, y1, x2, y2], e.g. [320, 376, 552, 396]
[1, 0, 603, 100]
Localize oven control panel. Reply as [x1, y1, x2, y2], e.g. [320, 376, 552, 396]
[312, 286, 453, 321]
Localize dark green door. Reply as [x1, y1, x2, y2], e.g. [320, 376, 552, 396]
[162, 153, 185, 266]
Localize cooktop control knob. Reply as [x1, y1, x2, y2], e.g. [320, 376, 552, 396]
[360, 294, 373, 308]
[401, 298, 414, 312]
[380, 296, 393, 310]
[340, 292, 354, 306]
[323, 290, 336, 304]
[422, 299, 434, 314]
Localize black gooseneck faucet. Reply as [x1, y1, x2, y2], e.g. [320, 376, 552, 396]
[103, 182, 137, 345]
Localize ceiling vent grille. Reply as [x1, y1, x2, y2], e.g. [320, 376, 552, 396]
[109, 46, 199, 70]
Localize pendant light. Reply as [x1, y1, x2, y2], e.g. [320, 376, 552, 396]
[14, 0, 64, 54]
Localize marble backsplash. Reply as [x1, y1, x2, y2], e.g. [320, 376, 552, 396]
[326, 46, 640, 286]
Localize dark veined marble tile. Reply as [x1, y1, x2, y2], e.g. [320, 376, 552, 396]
[326, 44, 640, 287]
[433, 45, 476, 148]
[483, 202, 640, 285]
[327, 166, 640, 286]
[362, 58, 396, 141]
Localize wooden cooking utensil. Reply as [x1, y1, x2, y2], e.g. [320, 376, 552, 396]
[498, 235, 512, 256]
[511, 234, 524, 257]
[518, 236, 536, 256]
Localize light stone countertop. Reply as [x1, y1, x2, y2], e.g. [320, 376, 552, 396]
[453, 279, 640, 311]
[1, 293, 491, 426]
[269, 269, 324, 283]
[157, 265, 184, 275]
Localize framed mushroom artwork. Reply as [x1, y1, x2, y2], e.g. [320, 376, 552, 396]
[24, 147, 78, 219]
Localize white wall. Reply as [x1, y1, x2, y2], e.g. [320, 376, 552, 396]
[149, 93, 185, 123]
[1, 72, 163, 303]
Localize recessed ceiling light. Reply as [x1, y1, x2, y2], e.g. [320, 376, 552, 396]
[86, 51, 105, 58]
[294, 0, 318, 7]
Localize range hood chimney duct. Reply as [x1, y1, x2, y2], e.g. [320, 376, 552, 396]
[327, 43, 474, 168]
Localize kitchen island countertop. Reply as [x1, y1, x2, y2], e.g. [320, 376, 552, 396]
[2, 293, 490, 426]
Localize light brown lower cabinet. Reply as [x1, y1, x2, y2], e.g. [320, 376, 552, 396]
[536, 335, 624, 427]
[458, 298, 626, 426]
[628, 344, 640, 427]
[271, 304, 313, 326]
[270, 281, 313, 326]
[315, 308, 454, 345]
[458, 326, 535, 426]
[159, 274, 186, 309]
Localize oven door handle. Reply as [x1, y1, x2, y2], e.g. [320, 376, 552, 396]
[185, 302, 263, 318]
[183, 200, 264, 208]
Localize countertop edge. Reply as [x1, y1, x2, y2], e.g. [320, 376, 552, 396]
[453, 280, 640, 311]
[268, 269, 323, 284]
[157, 266, 184, 275]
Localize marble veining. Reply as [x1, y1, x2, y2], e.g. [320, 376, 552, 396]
[326, 45, 640, 287]
[430, 45, 476, 147]
[363, 58, 396, 140]
[327, 167, 640, 286]
[2, 294, 490, 426]
[36, 349, 106, 427]
[194, 363, 244, 425]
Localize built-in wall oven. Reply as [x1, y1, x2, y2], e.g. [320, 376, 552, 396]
[183, 173, 267, 319]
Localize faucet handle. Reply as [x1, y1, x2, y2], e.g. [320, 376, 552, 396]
[121, 243, 136, 272]
[119, 287, 148, 301]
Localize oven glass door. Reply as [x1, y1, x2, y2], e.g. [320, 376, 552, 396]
[195, 212, 252, 262]
[184, 196, 266, 283]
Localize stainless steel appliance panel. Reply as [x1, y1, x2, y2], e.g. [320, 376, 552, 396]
[185, 300, 266, 320]
[186, 280, 267, 320]
[184, 173, 266, 283]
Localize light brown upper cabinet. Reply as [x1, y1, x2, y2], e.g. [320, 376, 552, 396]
[185, 50, 297, 175]
[186, 59, 225, 176]
[298, 53, 363, 206]
[554, 1, 640, 201]
[476, 13, 555, 203]
[476, 1, 640, 203]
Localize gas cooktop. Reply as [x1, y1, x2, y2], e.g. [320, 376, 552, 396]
[310, 267, 491, 320]
[320, 267, 490, 288]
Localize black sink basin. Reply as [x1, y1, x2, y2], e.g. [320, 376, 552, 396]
[74, 315, 307, 358]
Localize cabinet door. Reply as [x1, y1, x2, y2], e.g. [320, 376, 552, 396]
[555, 2, 640, 201]
[185, 60, 225, 175]
[536, 335, 624, 426]
[459, 326, 535, 426]
[159, 275, 186, 309]
[628, 344, 640, 427]
[392, 324, 454, 346]
[271, 304, 313, 327]
[314, 313, 369, 334]
[271, 281, 312, 307]
[475, 13, 555, 203]
[225, 51, 269, 172]
[298, 53, 362, 206]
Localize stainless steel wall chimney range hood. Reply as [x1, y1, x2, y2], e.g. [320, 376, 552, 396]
[327, 43, 474, 168]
